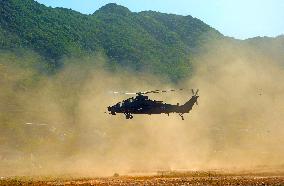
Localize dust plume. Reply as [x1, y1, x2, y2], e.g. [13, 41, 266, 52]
[185, 39, 284, 170]
[1, 38, 284, 177]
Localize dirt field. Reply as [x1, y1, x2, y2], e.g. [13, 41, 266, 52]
[1, 172, 284, 186]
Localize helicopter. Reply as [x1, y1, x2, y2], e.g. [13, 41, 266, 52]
[107, 89, 199, 120]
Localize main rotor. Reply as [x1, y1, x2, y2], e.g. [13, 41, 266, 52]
[111, 88, 185, 95]
[111, 88, 199, 96]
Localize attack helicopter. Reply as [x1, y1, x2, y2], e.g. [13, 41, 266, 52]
[107, 89, 199, 120]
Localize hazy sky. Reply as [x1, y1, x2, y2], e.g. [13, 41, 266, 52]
[35, 0, 284, 39]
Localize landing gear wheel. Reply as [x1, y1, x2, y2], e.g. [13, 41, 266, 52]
[125, 113, 133, 119]
[179, 113, 184, 120]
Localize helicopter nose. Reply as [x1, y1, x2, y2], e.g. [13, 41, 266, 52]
[107, 106, 112, 111]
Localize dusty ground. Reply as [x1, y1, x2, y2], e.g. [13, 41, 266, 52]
[1, 172, 284, 186]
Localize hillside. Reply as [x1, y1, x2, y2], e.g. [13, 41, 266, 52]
[0, 0, 222, 80]
[245, 35, 284, 66]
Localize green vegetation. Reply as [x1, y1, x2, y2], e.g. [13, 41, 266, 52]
[0, 0, 221, 81]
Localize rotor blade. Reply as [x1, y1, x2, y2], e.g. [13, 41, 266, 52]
[110, 91, 137, 95]
[150, 89, 168, 93]
[111, 91, 128, 94]
[143, 91, 151, 94]
[145, 90, 171, 94]
[191, 89, 194, 95]
[143, 90, 158, 94]
[125, 92, 137, 95]
[111, 88, 184, 95]
[157, 89, 183, 93]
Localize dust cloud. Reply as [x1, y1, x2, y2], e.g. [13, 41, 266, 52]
[0, 39, 284, 177]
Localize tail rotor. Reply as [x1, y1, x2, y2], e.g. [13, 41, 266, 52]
[191, 89, 199, 105]
[191, 89, 199, 96]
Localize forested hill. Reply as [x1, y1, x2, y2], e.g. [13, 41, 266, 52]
[0, 0, 222, 80]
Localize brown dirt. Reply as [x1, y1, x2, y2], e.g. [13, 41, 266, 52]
[1, 172, 284, 186]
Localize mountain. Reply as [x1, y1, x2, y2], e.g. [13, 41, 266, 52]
[245, 35, 284, 65]
[0, 0, 222, 80]
[1, 0, 284, 81]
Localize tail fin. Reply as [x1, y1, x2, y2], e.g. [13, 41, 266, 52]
[180, 95, 199, 113]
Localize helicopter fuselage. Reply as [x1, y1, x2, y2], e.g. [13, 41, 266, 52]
[107, 94, 198, 120]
